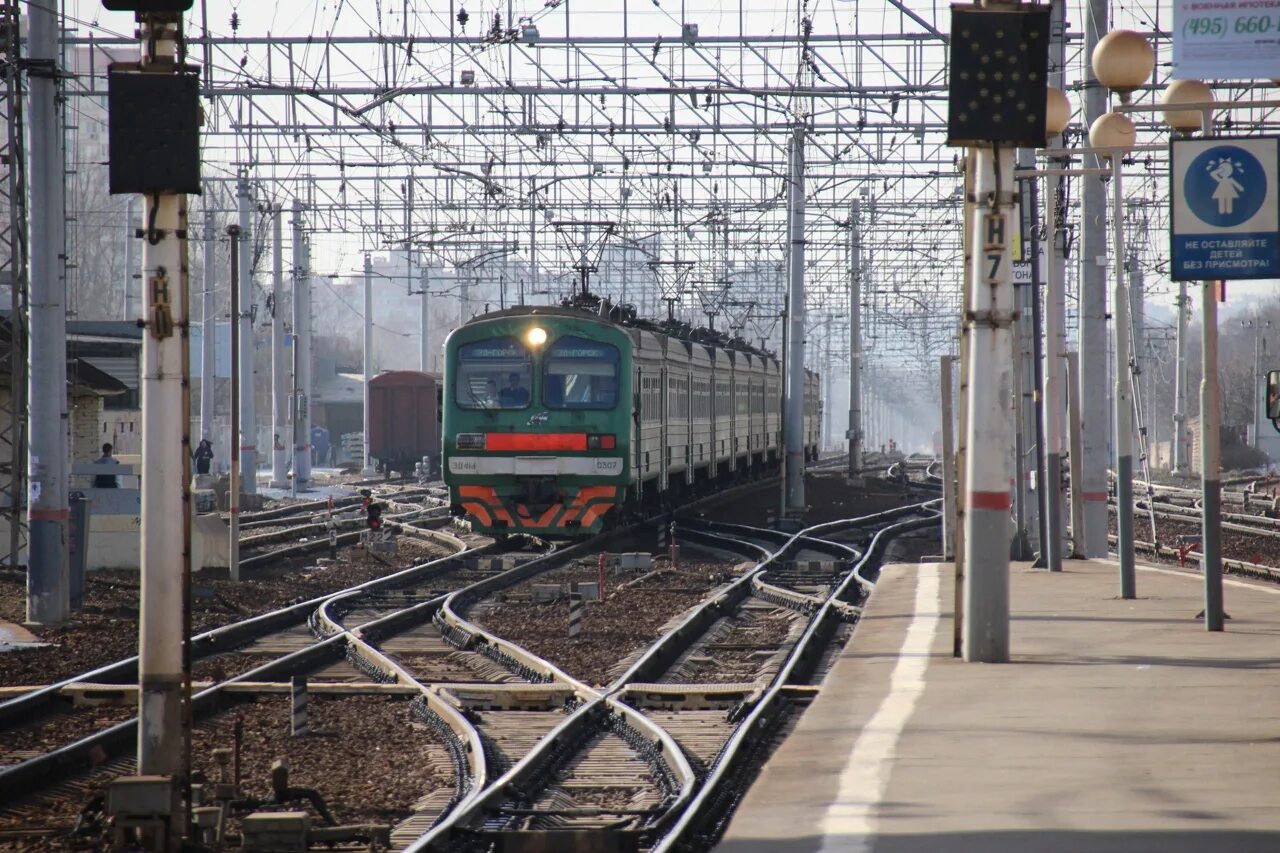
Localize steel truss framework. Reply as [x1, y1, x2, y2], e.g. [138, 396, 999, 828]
[53, 0, 1280, 446]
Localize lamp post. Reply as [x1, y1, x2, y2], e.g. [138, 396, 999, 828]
[1160, 81, 1214, 476]
[1041, 86, 1072, 572]
[1091, 29, 1153, 600]
[1156, 77, 1225, 630]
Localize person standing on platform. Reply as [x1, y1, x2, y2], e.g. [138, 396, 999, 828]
[193, 439, 214, 475]
[93, 443, 120, 488]
[311, 425, 330, 468]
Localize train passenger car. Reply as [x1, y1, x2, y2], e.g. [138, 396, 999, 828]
[442, 303, 820, 537]
[368, 370, 442, 476]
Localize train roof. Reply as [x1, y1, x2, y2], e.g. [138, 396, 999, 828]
[463, 293, 780, 362]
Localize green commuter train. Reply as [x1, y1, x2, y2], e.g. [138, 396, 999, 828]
[442, 300, 821, 537]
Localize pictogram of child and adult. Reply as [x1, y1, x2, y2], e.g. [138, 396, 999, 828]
[1208, 156, 1246, 216]
[1183, 143, 1269, 229]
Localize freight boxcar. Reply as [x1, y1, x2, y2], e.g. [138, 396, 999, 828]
[368, 370, 442, 477]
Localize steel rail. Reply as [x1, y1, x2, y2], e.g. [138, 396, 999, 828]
[0, 522, 479, 804]
[650, 502, 940, 851]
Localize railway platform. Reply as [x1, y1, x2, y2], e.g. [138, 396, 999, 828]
[716, 557, 1280, 852]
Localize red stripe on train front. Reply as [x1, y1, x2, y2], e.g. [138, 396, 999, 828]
[484, 433, 587, 452]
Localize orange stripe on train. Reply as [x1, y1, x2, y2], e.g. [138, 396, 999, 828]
[461, 502, 493, 527]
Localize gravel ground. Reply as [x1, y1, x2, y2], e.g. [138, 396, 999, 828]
[0, 695, 452, 850]
[695, 472, 918, 529]
[191, 652, 289, 682]
[0, 537, 452, 686]
[0, 705, 135, 768]
[681, 607, 798, 683]
[1112, 510, 1280, 569]
[472, 554, 741, 687]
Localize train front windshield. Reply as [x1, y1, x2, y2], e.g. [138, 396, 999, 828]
[455, 337, 534, 409]
[543, 335, 619, 409]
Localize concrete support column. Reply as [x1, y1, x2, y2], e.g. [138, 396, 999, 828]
[297, 235, 313, 483]
[941, 355, 957, 560]
[1079, 0, 1110, 556]
[290, 201, 311, 487]
[26, 0, 69, 624]
[199, 214, 216, 444]
[783, 126, 806, 512]
[135, 12, 192, 783]
[848, 199, 863, 476]
[270, 207, 288, 487]
[235, 175, 256, 494]
[1043, 174, 1066, 571]
[962, 144, 1016, 664]
[1111, 160, 1136, 598]
[362, 254, 375, 475]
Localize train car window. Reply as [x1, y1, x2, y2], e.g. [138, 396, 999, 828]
[543, 335, 620, 410]
[455, 337, 533, 410]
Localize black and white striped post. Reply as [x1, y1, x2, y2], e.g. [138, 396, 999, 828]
[568, 592, 584, 639]
[290, 676, 309, 736]
[656, 522, 668, 552]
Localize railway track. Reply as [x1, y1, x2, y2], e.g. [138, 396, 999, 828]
[411, 499, 939, 851]
[1, 478, 937, 851]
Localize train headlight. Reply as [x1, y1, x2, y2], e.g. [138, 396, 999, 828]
[525, 326, 548, 347]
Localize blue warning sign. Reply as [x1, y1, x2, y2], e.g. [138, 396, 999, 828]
[1171, 137, 1279, 281]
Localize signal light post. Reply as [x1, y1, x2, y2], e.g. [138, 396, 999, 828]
[947, 2, 1051, 663]
[105, 0, 201, 837]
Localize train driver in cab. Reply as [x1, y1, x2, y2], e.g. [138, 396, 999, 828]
[499, 371, 529, 407]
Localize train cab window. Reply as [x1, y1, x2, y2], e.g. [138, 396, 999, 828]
[455, 337, 534, 409]
[543, 335, 620, 410]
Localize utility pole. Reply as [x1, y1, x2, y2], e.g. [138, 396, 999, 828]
[290, 200, 310, 489]
[270, 206, 288, 487]
[1172, 280, 1188, 473]
[941, 355, 957, 561]
[419, 265, 430, 373]
[126, 9, 196, 804]
[962, 142, 1016, 664]
[26, 0, 69, 624]
[1079, 0, 1110, 557]
[1110, 156, 1136, 599]
[199, 212, 215, 444]
[362, 253, 376, 475]
[848, 198, 863, 478]
[1044, 0, 1069, 568]
[235, 174, 256, 495]
[228, 225, 241, 583]
[1012, 148, 1037, 561]
[783, 124, 806, 514]
[297, 229, 313, 484]
[1043, 170, 1067, 571]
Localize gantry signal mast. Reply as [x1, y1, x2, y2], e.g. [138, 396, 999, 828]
[102, 0, 200, 844]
